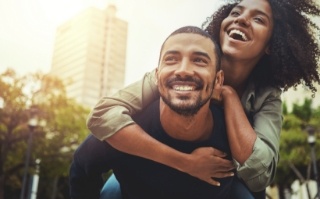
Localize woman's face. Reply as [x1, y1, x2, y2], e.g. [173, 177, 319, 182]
[220, 0, 274, 62]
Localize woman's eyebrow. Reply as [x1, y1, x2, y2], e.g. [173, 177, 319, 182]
[236, 5, 272, 22]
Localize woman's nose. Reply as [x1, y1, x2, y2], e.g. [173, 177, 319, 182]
[234, 14, 250, 27]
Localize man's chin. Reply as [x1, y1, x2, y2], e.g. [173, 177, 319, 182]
[167, 102, 201, 116]
[170, 100, 195, 107]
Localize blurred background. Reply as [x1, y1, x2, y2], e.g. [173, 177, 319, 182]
[0, 0, 319, 198]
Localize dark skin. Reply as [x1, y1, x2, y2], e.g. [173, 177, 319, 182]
[204, 0, 320, 92]
[107, 0, 274, 186]
[104, 0, 320, 187]
[215, 0, 273, 164]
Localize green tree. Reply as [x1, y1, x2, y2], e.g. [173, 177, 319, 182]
[292, 98, 313, 124]
[0, 69, 90, 199]
[276, 98, 320, 192]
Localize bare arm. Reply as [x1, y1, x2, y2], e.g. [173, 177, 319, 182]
[220, 85, 282, 191]
[107, 124, 234, 186]
[221, 86, 257, 164]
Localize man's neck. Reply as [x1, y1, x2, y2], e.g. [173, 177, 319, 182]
[159, 100, 213, 142]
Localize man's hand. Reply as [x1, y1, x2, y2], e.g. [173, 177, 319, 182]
[182, 147, 235, 186]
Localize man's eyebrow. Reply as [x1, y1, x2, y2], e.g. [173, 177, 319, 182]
[162, 50, 211, 60]
[163, 50, 180, 56]
[194, 51, 211, 61]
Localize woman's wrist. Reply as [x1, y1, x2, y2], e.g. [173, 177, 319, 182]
[220, 86, 237, 104]
[158, 149, 191, 172]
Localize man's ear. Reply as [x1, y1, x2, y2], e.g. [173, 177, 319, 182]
[211, 70, 224, 103]
[214, 70, 224, 89]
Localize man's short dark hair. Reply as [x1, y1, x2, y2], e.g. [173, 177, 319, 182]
[159, 26, 221, 72]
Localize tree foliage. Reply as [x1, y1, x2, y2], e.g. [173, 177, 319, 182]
[0, 69, 90, 199]
[275, 98, 320, 188]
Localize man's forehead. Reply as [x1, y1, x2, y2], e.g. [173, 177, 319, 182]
[161, 33, 215, 56]
[165, 33, 212, 45]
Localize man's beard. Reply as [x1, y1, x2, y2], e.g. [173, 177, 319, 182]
[160, 76, 213, 117]
[161, 94, 211, 117]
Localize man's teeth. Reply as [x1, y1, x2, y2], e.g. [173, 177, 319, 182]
[173, 85, 194, 91]
[229, 29, 248, 41]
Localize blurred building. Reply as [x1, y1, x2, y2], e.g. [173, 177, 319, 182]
[50, 5, 127, 108]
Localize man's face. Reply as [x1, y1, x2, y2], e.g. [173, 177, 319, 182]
[156, 33, 218, 116]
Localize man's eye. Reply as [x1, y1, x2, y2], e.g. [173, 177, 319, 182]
[194, 58, 207, 64]
[165, 56, 177, 62]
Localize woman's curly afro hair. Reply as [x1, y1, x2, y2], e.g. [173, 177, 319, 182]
[203, 0, 320, 95]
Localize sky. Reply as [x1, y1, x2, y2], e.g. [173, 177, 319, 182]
[0, 0, 223, 85]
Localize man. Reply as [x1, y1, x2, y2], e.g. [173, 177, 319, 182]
[69, 26, 234, 199]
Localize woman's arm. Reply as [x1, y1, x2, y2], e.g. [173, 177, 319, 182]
[87, 69, 234, 186]
[220, 86, 257, 164]
[87, 70, 158, 140]
[107, 125, 234, 186]
[221, 85, 282, 192]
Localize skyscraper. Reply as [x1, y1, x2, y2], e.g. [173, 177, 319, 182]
[50, 5, 127, 108]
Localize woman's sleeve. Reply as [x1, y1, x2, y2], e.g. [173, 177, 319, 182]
[236, 87, 282, 191]
[86, 69, 159, 141]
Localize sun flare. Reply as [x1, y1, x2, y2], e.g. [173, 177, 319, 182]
[36, 0, 109, 25]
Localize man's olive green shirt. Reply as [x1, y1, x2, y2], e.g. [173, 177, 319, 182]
[87, 71, 282, 192]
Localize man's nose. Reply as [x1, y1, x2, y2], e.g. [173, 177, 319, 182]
[174, 59, 194, 77]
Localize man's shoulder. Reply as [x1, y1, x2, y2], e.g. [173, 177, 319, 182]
[209, 103, 224, 116]
[132, 99, 160, 129]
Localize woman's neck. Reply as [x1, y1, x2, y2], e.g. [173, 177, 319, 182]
[221, 57, 256, 97]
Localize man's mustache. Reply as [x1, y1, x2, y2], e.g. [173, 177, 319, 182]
[165, 76, 204, 89]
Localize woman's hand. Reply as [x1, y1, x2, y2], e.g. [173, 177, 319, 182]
[182, 147, 235, 186]
[211, 85, 237, 105]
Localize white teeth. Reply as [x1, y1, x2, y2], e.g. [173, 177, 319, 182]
[173, 85, 194, 91]
[229, 29, 248, 41]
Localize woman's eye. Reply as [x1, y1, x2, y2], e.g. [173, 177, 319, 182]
[254, 17, 264, 24]
[230, 11, 240, 17]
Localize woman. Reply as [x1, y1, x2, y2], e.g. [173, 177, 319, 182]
[87, 0, 320, 198]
